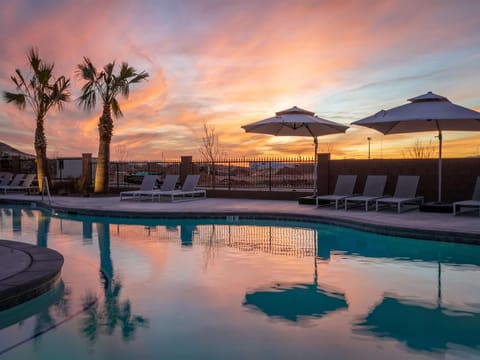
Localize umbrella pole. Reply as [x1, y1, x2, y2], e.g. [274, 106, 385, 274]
[436, 127, 443, 203]
[437, 262, 442, 308]
[314, 229, 318, 286]
[313, 136, 318, 197]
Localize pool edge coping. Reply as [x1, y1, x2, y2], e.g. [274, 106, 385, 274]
[3, 197, 478, 245]
[0, 240, 64, 312]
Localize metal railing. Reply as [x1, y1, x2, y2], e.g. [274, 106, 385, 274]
[5, 156, 314, 192]
[102, 156, 314, 191]
[194, 157, 314, 191]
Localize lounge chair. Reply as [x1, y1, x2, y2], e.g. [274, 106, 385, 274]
[344, 175, 387, 211]
[316, 175, 357, 209]
[453, 176, 480, 216]
[2, 174, 37, 194]
[133, 174, 179, 201]
[0, 174, 26, 194]
[376, 176, 423, 213]
[120, 175, 158, 200]
[0, 173, 13, 187]
[155, 174, 206, 202]
[316, 175, 357, 210]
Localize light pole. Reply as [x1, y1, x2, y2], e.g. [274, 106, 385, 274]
[367, 137, 371, 160]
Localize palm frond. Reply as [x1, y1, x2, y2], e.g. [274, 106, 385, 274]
[119, 62, 135, 79]
[76, 57, 100, 110]
[111, 97, 123, 118]
[3, 92, 26, 109]
[50, 76, 71, 111]
[76, 57, 97, 82]
[104, 62, 115, 77]
[27, 48, 41, 73]
[77, 89, 97, 111]
[130, 71, 149, 84]
[14, 69, 27, 89]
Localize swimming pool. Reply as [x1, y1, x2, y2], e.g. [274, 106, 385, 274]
[0, 204, 479, 359]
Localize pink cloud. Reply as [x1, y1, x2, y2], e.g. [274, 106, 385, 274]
[1, 0, 479, 160]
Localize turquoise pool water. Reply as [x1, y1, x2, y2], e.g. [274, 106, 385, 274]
[0, 205, 479, 359]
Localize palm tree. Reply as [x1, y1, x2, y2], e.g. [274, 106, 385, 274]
[3, 48, 71, 192]
[76, 58, 149, 193]
[80, 222, 148, 345]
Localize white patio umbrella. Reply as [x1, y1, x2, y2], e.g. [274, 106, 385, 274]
[242, 106, 349, 196]
[352, 92, 480, 202]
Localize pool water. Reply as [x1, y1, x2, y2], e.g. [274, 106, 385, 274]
[0, 205, 479, 359]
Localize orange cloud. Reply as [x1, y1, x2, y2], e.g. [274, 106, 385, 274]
[1, 0, 479, 160]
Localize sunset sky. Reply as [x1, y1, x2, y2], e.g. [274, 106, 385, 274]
[1, 0, 479, 161]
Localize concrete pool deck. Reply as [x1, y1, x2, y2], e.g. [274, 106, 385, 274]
[0, 194, 479, 310]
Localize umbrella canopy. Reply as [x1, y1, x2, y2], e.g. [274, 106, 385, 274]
[243, 282, 348, 323]
[354, 296, 480, 353]
[242, 106, 349, 196]
[352, 92, 480, 202]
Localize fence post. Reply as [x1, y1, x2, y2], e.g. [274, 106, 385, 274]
[116, 162, 120, 189]
[269, 159, 272, 191]
[228, 160, 231, 191]
[82, 153, 92, 187]
[316, 153, 330, 195]
[180, 156, 193, 184]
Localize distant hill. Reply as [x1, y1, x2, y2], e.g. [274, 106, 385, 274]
[0, 142, 35, 159]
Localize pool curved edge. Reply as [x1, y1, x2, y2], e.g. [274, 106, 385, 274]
[3, 198, 475, 245]
[0, 240, 64, 311]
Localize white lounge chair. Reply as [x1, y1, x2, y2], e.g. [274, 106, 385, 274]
[453, 176, 480, 216]
[1, 174, 37, 194]
[316, 175, 357, 210]
[155, 174, 206, 202]
[0, 174, 26, 194]
[344, 175, 387, 211]
[376, 175, 423, 213]
[134, 174, 179, 201]
[0, 173, 13, 187]
[120, 175, 158, 200]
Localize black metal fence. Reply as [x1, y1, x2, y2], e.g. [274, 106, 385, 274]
[193, 157, 314, 190]
[104, 161, 181, 188]
[104, 156, 314, 191]
[2, 156, 314, 192]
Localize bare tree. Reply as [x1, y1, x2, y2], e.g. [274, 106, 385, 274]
[114, 144, 129, 162]
[199, 123, 222, 188]
[403, 139, 436, 159]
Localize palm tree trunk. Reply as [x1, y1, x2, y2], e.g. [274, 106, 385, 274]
[94, 104, 113, 193]
[35, 115, 50, 193]
[96, 222, 114, 287]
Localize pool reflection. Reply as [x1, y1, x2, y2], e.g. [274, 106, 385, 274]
[80, 277, 149, 345]
[1, 206, 479, 359]
[355, 296, 480, 353]
[243, 282, 348, 323]
[36, 211, 50, 247]
[80, 221, 149, 345]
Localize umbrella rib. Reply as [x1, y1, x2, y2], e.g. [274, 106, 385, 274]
[304, 124, 315, 138]
[382, 121, 398, 135]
